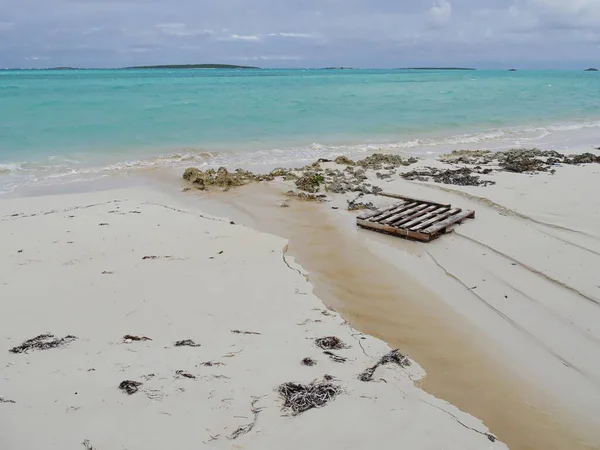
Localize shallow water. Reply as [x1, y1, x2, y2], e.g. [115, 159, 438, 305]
[1, 69, 600, 193]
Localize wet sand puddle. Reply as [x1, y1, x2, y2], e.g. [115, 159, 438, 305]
[189, 182, 593, 450]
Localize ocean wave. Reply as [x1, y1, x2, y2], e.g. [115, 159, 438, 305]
[1, 119, 599, 194]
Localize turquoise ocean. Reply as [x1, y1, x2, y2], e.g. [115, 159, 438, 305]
[1, 69, 599, 194]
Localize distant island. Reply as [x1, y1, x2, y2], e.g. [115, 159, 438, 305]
[509, 69, 517, 71]
[399, 67, 476, 71]
[584, 68, 599, 72]
[322, 67, 355, 70]
[125, 64, 259, 70]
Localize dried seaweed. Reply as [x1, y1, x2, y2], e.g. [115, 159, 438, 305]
[228, 397, 263, 440]
[123, 335, 152, 343]
[201, 361, 224, 367]
[231, 330, 261, 335]
[175, 370, 196, 379]
[0, 397, 16, 404]
[9, 334, 77, 354]
[323, 351, 347, 363]
[174, 339, 200, 347]
[358, 349, 411, 382]
[315, 336, 348, 350]
[82, 439, 95, 450]
[119, 380, 142, 395]
[301, 357, 317, 366]
[278, 379, 341, 415]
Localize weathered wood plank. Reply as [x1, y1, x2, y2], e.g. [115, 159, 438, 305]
[357, 202, 405, 220]
[377, 192, 451, 208]
[392, 205, 437, 228]
[369, 202, 417, 222]
[357, 219, 431, 242]
[409, 208, 461, 231]
[423, 210, 476, 234]
[402, 206, 450, 229]
[382, 204, 430, 224]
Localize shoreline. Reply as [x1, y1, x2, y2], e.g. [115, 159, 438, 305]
[0, 184, 508, 450]
[2, 146, 600, 449]
[2, 118, 600, 197]
[173, 146, 600, 449]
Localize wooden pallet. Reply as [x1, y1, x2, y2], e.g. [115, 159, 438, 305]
[356, 193, 475, 242]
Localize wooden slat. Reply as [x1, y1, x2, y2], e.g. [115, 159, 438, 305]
[392, 204, 439, 227]
[357, 219, 431, 242]
[410, 208, 461, 231]
[357, 202, 405, 220]
[402, 206, 449, 229]
[369, 202, 417, 222]
[423, 210, 476, 234]
[382, 203, 430, 224]
[377, 192, 451, 208]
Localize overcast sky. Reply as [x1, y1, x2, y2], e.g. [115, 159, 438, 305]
[0, 0, 599, 69]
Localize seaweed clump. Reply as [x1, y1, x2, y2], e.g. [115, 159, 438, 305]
[9, 334, 77, 354]
[278, 379, 341, 415]
[119, 380, 142, 395]
[315, 336, 349, 350]
[358, 349, 411, 382]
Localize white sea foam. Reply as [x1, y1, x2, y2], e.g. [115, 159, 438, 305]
[2, 120, 599, 194]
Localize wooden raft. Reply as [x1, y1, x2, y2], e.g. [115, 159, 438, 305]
[356, 193, 475, 242]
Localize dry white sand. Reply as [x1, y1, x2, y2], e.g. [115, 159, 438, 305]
[0, 187, 506, 450]
[180, 151, 600, 449]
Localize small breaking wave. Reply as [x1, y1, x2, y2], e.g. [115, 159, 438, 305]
[1, 119, 599, 194]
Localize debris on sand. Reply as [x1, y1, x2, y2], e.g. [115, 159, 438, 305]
[119, 380, 142, 395]
[0, 397, 16, 404]
[201, 361, 225, 367]
[123, 335, 152, 343]
[402, 167, 495, 187]
[286, 190, 328, 202]
[228, 397, 264, 440]
[9, 334, 77, 354]
[358, 349, 411, 382]
[301, 357, 317, 366]
[347, 198, 376, 211]
[323, 351, 348, 363]
[142, 255, 172, 260]
[82, 439, 95, 450]
[278, 379, 341, 415]
[231, 330, 261, 335]
[315, 336, 349, 350]
[174, 339, 201, 347]
[175, 370, 196, 379]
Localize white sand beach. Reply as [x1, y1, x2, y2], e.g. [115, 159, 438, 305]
[0, 187, 506, 450]
[1, 147, 599, 450]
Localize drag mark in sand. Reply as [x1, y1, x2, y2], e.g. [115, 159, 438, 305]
[454, 232, 600, 306]
[424, 249, 588, 379]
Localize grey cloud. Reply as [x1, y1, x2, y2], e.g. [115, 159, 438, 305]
[0, 0, 598, 68]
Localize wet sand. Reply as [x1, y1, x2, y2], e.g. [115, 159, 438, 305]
[190, 181, 596, 450]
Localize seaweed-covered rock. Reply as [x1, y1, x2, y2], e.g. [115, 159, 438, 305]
[402, 167, 495, 186]
[334, 156, 355, 166]
[356, 153, 418, 170]
[270, 168, 291, 177]
[182, 167, 259, 190]
[295, 172, 325, 193]
[567, 153, 600, 164]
